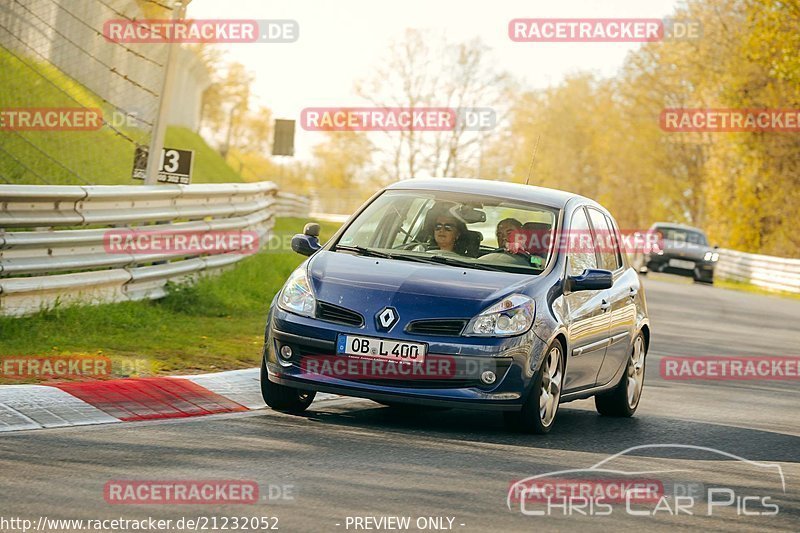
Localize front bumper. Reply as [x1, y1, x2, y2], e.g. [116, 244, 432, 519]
[263, 307, 547, 411]
[645, 254, 715, 280]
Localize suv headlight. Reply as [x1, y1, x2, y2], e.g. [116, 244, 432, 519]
[277, 267, 316, 317]
[464, 294, 535, 337]
[704, 251, 719, 262]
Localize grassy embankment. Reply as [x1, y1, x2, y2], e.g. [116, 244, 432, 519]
[0, 46, 243, 185]
[0, 218, 341, 382]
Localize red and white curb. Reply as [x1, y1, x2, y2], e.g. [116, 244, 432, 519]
[0, 368, 337, 433]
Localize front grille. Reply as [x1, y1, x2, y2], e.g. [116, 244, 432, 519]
[316, 301, 364, 327]
[406, 319, 467, 336]
[351, 358, 513, 389]
[352, 378, 478, 389]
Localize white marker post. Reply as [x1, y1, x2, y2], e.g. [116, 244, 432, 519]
[144, 1, 189, 184]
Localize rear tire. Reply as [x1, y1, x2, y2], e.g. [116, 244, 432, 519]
[595, 332, 646, 417]
[260, 358, 316, 413]
[504, 340, 564, 434]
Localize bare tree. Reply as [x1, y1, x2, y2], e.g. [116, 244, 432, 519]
[356, 29, 509, 180]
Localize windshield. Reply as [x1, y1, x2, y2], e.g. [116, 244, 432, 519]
[656, 227, 709, 246]
[334, 189, 558, 274]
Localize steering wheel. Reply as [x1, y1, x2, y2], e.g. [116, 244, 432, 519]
[393, 241, 427, 252]
[487, 246, 531, 258]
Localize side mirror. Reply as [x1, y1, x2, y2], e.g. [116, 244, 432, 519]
[567, 268, 613, 292]
[291, 223, 321, 256]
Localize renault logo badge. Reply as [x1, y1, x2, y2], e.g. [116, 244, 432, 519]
[376, 307, 399, 331]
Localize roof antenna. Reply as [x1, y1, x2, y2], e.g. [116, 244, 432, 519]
[525, 135, 541, 186]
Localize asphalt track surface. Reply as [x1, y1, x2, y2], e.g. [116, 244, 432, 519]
[1, 275, 799, 532]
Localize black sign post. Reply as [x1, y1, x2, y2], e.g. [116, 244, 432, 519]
[272, 119, 296, 157]
[132, 146, 194, 184]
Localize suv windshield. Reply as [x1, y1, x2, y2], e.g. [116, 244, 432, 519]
[334, 189, 558, 274]
[656, 226, 709, 246]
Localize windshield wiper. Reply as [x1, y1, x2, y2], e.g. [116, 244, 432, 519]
[335, 245, 443, 265]
[335, 245, 428, 263]
[425, 254, 505, 272]
[335, 245, 504, 272]
[334, 245, 395, 258]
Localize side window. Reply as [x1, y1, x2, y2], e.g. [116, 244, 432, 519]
[587, 208, 618, 271]
[567, 208, 598, 276]
[389, 198, 430, 248]
[605, 214, 624, 270]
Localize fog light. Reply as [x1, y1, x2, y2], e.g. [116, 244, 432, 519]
[480, 370, 496, 385]
[279, 345, 293, 360]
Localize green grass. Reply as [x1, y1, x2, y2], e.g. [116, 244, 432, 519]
[164, 128, 245, 183]
[714, 279, 800, 301]
[0, 218, 341, 382]
[0, 46, 243, 185]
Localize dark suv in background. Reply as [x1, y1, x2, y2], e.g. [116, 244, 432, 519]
[634, 223, 717, 283]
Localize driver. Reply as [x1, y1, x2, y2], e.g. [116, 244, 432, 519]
[432, 214, 467, 254]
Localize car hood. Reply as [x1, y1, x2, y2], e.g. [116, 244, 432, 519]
[661, 240, 710, 261]
[307, 250, 533, 320]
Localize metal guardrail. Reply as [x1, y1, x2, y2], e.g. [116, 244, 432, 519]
[274, 191, 311, 218]
[715, 248, 800, 294]
[4, 182, 792, 317]
[0, 183, 310, 317]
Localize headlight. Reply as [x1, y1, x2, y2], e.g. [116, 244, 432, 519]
[704, 251, 719, 262]
[277, 267, 316, 317]
[464, 294, 535, 337]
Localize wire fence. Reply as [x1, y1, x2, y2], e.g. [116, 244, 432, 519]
[0, 0, 176, 185]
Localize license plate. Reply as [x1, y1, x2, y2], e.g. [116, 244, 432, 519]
[337, 335, 427, 364]
[669, 258, 695, 270]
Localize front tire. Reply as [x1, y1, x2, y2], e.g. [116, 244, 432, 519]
[595, 332, 646, 417]
[504, 340, 564, 434]
[260, 358, 316, 413]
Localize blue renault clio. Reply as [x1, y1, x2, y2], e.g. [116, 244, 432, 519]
[261, 178, 650, 433]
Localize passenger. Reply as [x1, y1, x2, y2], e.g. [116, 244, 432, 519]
[496, 218, 523, 249]
[523, 221, 553, 259]
[431, 214, 468, 254]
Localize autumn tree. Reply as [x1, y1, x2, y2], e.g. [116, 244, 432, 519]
[356, 29, 510, 181]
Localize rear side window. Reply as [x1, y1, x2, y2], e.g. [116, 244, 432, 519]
[605, 214, 624, 270]
[587, 208, 619, 272]
[567, 208, 598, 276]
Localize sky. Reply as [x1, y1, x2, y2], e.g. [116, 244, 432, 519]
[188, 0, 684, 160]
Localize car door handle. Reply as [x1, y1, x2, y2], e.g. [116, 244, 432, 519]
[600, 300, 611, 312]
